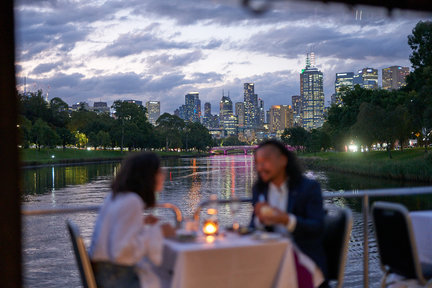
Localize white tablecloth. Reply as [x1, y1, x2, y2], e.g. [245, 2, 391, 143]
[410, 211, 432, 264]
[159, 233, 323, 288]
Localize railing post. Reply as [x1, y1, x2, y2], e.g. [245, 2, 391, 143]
[362, 194, 369, 288]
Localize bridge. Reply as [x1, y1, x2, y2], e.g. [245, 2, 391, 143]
[210, 145, 295, 155]
[209, 145, 258, 155]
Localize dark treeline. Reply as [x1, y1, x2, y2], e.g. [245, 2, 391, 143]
[281, 21, 432, 158]
[18, 94, 213, 152]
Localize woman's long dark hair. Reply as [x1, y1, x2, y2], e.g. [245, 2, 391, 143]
[111, 152, 161, 207]
[254, 139, 303, 189]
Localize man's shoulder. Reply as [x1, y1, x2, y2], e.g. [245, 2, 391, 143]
[296, 176, 321, 193]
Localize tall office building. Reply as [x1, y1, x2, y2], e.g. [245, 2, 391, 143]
[291, 95, 301, 126]
[184, 92, 200, 122]
[223, 115, 238, 136]
[268, 105, 293, 133]
[244, 83, 258, 128]
[235, 102, 245, 127]
[145, 101, 160, 125]
[382, 66, 410, 90]
[258, 98, 265, 127]
[269, 106, 282, 133]
[353, 68, 378, 90]
[219, 93, 233, 130]
[92, 101, 109, 114]
[219, 93, 233, 122]
[334, 72, 354, 105]
[281, 105, 294, 131]
[300, 53, 325, 130]
[203, 102, 211, 127]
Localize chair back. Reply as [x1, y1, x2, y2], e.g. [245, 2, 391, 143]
[372, 202, 426, 284]
[66, 220, 97, 288]
[323, 208, 353, 288]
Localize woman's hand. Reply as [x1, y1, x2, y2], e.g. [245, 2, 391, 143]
[144, 215, 159, 225]
[161, 223, 176, 238]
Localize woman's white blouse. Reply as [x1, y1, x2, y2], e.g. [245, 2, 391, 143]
[89, 192, 164, 288]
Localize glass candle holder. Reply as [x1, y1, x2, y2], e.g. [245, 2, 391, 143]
[203, 219, 219, 235]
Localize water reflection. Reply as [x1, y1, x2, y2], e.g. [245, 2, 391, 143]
[22, 155, 432, 288]
[22, 162, 120, 197]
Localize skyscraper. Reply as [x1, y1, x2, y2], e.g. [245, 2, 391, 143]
[235, 102, 245, 127]
[184, 92, 200, 122]
[219, 93, 233, 122]
[244, 83, 258, 128]
[145, 101, 160, 125]
[219, 93, 233, 130]
[258, 98, 265, 127]
[269, 105, 282, 133]
[382, 66, 410, 90]
[269, 105, 294, 133]
[280, 105, 294, 130]
[203, 102, 211, 127]
[353, 68, 378, 90]
[291, 95, 301, 126]
[300, 53, 325, 130]
[334, 72, 354, 105]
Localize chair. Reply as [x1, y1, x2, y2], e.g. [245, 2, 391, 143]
[372, 201, 432, 287]
[66, 220, 97, 288]
[323, 208, 353, 288]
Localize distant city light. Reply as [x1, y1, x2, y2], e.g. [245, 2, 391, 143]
[51, 155, 55, 159]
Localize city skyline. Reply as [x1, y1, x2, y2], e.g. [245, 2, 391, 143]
[14, 0, 430, 114]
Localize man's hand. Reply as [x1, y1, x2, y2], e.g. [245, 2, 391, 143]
[256, 204, 289, 226]
[144, 215, 159, 225]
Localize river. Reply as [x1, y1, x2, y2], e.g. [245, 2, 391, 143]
[21, 155, 432, 287]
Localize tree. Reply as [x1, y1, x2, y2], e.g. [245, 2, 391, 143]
[183, 122, 212, 151]
[56, 127, 74, 150]
[405, 21, 432, 152]
[30, 119, 60, 149]
[74, 131, 88, 148]
[97, 131, 111, 149]
[19, 116, 32, 148]
[19, 90, 51, 123]
[112, 101, 152, 151]
[49, 97, 70, 128]
[156, 113, 185, 150]
[281, 127, 309, 152]
[352, 103, 384, 149]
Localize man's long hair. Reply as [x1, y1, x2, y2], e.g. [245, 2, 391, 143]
[254, 139, 303, 190]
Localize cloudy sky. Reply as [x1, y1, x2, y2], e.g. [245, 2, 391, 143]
[15, 0, 431, 114]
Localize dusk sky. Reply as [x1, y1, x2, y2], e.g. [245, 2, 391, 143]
[15, 0, 431, 114]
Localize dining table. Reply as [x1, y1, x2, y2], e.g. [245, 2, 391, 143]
[156, 232, 324, 288]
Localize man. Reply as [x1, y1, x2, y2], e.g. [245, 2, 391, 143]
[250, 139, 327, 285]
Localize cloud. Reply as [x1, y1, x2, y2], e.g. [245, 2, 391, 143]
[32, 62, 60, 74]
[102, 30, 191, 57]
[146, 50, 205, 74]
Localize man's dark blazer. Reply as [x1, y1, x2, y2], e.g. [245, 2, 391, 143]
[250, 176, 327, 277]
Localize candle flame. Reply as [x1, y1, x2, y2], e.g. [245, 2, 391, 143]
[203, 221, 218, 235]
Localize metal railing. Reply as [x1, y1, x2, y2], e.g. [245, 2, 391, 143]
[22, 203, 183, 228]
[21, 186, 432, 287]
[192, 185, 432, 288]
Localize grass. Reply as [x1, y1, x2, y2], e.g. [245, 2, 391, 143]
[299, 148, 432, 182]
[21, 148, 206, 165]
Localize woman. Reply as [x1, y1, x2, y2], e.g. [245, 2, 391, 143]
[89, 152, 175, 288]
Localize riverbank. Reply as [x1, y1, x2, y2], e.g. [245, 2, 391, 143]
[21, 148, 208, 167]
[300, 149, 432, 182]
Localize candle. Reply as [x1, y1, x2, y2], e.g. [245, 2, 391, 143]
[203, 220, 219, 235]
